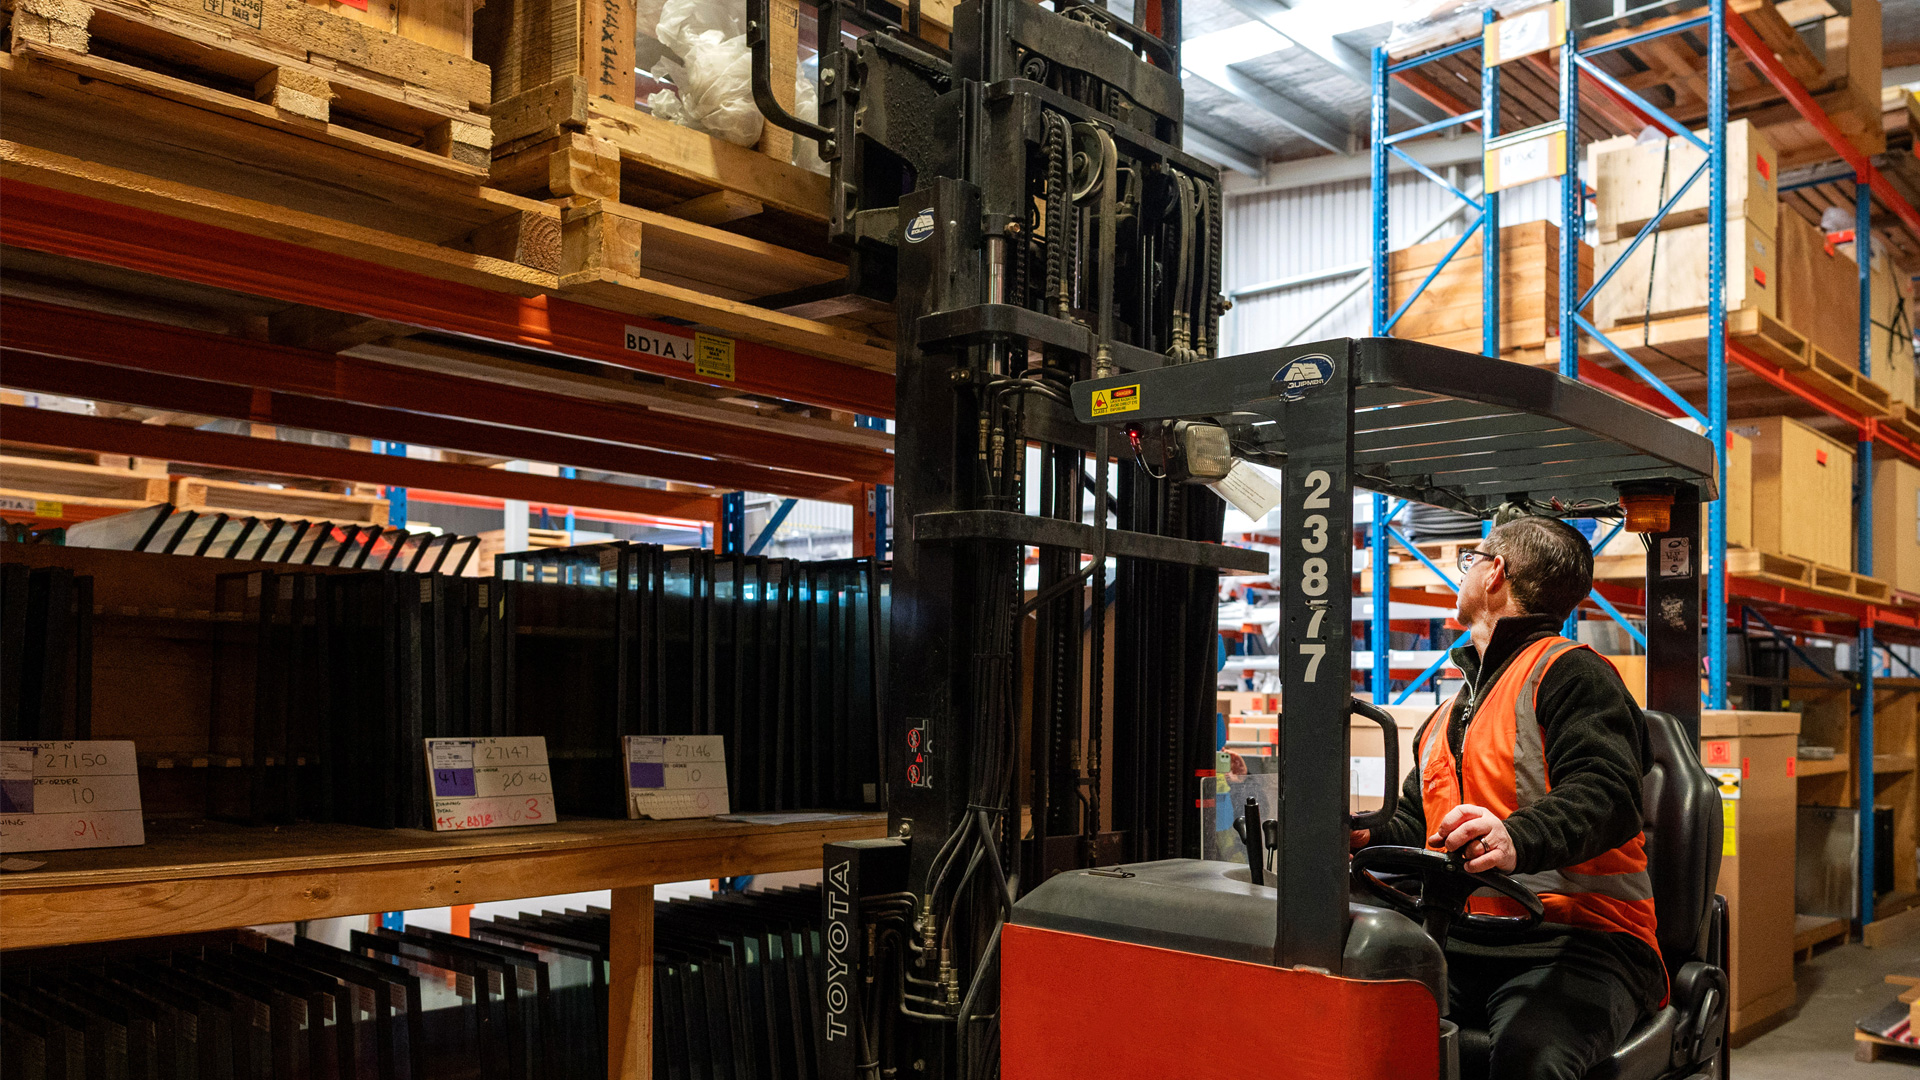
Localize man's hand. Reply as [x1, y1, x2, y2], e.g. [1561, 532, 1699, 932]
[1429, 804, 1518, 873]
[1349, 828, 1370, 851]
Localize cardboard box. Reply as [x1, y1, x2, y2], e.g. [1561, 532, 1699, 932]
[1874, 457, 1920, 595]
[1778, 209, 1861, 363]
[1604, 654, 1647, 707]
[1594, 120, 1778, 241]
[1728, 429, 1753, 551]
[1596, 217, 1776, 327]
[1744, 415, 1855, 570]
[1700, 709, 1801, 1035]
[1871, 256, 1913, 404]
[1349, 704, 1432, 815]
[1388, 221, 1590, 351]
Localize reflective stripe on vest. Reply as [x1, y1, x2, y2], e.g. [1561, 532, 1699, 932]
[1418, 635, 1664, 985]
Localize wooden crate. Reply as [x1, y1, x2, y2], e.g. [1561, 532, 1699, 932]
[1779, 207, 1862, 364]
[1386, 221, 1589, 351]
[1701, 710, 1802, 1037]
[172, 476, 389, 526]
[1745, 415, 1855, 571]
[1728, 429, 1753, 552]
[1593, 119, 1778, 242]
[1875, 458, 1920, 595]
[1595, 216, 1776, 328]
[2, 0, 494, 178]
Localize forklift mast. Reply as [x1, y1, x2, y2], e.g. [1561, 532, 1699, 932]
[751, 0, 1254, 1075]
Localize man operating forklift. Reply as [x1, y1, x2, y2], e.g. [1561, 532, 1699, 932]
[1351, 515, 1665, 1080]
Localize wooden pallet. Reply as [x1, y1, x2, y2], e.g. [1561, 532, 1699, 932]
[1575, 307, 1898, 422]
[1795, 912, 1850, 961]
[1391, 0, 1881, 164]
[0, 453, 170, 502]
[1856, 1029, 1920, 1062]
[172, 476, 389, 526]
[1726, 547, 1892, 603]
[3, 0, 493, 178]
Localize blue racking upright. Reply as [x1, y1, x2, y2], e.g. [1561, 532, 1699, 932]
[1363, 0, 1920, 927]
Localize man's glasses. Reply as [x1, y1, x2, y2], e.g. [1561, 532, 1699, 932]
[1457, 549, 1494, 574]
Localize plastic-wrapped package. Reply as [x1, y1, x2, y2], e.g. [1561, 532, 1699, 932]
[679, 30, 765, 146]
[648, 87, 688, 125]
[655, 0, 744, 57]
[792, 71, 828, 174]
[1822, 204, 1887, 268]
[1382, 0, 1541, 59]
[636, 0, 668, 41]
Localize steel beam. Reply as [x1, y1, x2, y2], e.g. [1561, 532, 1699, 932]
[0, 351, 864, 503]
[0, 181, 895, 417]
[1221, 0, 1448, 124]
[0, 405, 723, 523]
[0, 298, 893, 486]
[1183, 68, 1348, 155]
[1184, 125, 1267, 175]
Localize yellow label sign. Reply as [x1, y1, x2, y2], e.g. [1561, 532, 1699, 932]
[1090, 384, 1141, 417]
[694, 332, 736, 381]
[1722, 801, 1737, 857]
[34, 501, 62, 518]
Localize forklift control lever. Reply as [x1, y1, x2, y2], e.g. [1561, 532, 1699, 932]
[1350, 846, 1545, 950]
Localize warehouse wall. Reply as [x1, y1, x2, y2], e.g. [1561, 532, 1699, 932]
[1223, 169, 1563, 353]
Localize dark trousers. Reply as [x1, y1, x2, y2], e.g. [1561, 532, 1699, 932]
[1448, 938, 1651, 1080]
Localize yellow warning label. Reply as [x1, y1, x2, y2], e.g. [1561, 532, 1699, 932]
[1090, 384, 1142, 417]
[1722, 801, 1737, 857]
[694, 332, 736, 381]
[34, 501, 62, 519]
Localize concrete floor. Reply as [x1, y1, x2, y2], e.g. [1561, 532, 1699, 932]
[1733, 936, 1920, 1076]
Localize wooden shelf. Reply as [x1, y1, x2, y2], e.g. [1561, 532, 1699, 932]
[1876, 754, 1917, 775]
[0, 812, 885, 951]
[1798, 754, 1850, 777]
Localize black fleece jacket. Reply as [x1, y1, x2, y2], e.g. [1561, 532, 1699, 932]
[1366, 612, 1666, 1009]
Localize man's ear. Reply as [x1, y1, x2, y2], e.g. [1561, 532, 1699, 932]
[1484, 556, 1507, 596]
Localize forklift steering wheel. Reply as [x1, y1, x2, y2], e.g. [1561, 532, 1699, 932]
[1350, 846, 1546, 949]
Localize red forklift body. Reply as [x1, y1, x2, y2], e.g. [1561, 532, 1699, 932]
[1001, 922, 1440, 1078]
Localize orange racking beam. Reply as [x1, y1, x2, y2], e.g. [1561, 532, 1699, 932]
[0, 298, 893, 487]
[0, 405, 723, 525]
[0, 351, 864, 504]
[0, 182, 896, 418]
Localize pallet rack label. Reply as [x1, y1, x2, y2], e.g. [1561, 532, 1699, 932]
[0, 740, 145, 853]
[425, 737, 557, 831]
[625, 735, 730, 819]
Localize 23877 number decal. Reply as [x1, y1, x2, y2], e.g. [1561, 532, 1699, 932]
[1297, 469, 1333, 682]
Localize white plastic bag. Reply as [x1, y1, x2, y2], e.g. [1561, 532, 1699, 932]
[680, 30, 765, 147]
[655, 0, 744, 57]
[792, 71, 828, 174]
[647, 87, 687, 125]
[635, 0, 668, 40]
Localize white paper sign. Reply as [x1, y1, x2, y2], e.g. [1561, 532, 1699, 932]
[625, 736, 730, 819]
[1497, 136, 1554, 189]
[1496, 7, 1554, 61]
[425, 737, 556, 832]
[0, 741, 145, 853]
[1349, 755, 1387, 798]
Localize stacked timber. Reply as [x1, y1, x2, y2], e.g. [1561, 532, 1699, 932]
[1, 0, 493, 174]
[1385, 220, 1590, 359]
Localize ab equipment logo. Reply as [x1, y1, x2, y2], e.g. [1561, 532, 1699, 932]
[1089, 384, 1141, 417]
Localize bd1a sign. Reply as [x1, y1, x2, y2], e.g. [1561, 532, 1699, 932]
[624, 326, 698, 362]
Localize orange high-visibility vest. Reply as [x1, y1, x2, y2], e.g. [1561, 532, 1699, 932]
[1418, 636, 1664, 979]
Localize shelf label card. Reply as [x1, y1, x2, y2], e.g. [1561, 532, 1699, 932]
[426, 737, 556, 832]
[625, 736, 730, 820]
[0, 741, 145, 853]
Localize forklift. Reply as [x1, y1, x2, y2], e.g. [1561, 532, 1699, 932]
[751, 0, 1731, 1075]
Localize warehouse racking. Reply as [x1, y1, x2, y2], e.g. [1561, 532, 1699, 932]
[0, 0, 905, 1067]
[1365, 0, 1920, 935]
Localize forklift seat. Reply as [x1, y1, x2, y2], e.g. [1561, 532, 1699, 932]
[1457, 709, 1729, 1079]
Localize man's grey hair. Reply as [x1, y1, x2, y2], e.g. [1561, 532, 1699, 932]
[1482, 516, 1594, 622]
